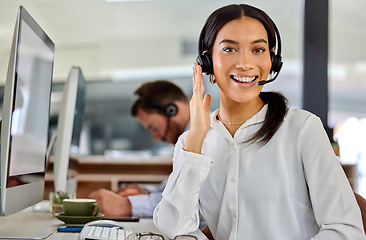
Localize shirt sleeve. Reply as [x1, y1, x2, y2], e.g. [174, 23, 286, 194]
[145, 179, 168, 193]
[128, 191, 163, 218]
[153, 134, 212, 239]
[300, 114, 365, 240]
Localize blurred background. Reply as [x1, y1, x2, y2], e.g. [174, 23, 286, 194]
[1, 0, 366, 188]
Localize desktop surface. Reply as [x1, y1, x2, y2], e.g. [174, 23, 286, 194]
[0, 201, 161, 240]
[44, 155, 173, 198]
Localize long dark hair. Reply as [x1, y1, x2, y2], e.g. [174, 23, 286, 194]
[200, 4, 289, 145]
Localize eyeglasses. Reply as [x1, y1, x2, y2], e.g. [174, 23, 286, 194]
[126, 232, 198, 240]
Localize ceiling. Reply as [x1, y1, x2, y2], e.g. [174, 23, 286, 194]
[1, 0, 366, 85]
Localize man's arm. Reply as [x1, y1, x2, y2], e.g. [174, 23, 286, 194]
[127, 192, 163, 217]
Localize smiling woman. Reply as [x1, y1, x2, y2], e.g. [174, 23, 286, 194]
[153, 4, 366, 240]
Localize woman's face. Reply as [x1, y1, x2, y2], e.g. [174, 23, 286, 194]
[212, 16, 272, 104]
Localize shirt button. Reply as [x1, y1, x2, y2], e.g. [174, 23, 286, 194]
[232, 211, 237, 218]
[231, 177, 235, 182]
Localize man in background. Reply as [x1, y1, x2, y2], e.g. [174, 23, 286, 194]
[89, 80, 190, 217]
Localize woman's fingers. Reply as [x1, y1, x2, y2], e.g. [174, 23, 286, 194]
[193, 62, 204, 97]
[192, 62, 212, 114]
[184, 62, 212, 153]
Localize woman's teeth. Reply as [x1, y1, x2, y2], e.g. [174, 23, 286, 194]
[231, 75, 257, 83]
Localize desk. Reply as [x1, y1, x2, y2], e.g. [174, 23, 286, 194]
[0, 201, 163, 240]
[45, 155, 173, 198]
[0, 201, 207, 240]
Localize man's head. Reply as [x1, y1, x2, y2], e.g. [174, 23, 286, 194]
[131, 80, 190, 144]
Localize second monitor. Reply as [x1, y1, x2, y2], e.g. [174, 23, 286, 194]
[51, 66, 86, 193]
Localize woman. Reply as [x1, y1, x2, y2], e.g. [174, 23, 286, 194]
[153, 4, 365, 240]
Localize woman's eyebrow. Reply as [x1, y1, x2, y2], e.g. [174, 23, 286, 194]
[219, 39, 238, 45]
[252, 39, 268, 44]
[219, 38, 268, 45]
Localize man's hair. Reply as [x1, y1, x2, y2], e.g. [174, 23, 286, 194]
[131, 80, 188, 117]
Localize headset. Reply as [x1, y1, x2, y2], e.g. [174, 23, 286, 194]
[138, 96, 178, 117]
[196, 17, 283, 86]
[138, 96, 178, 142]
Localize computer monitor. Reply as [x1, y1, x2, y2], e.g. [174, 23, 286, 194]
[0, 6, 54, 238]
[51, 66, 86, 193]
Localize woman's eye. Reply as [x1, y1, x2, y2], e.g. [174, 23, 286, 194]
[223, 47, 237, 53]
[253, 47, 266, 54]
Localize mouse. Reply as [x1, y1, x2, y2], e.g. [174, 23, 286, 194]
[85, 219, 122, 228]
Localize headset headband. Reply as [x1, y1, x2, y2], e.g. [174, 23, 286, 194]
[138, 95, 178, 117]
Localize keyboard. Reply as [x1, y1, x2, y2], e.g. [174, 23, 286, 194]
[79, 225, 133, 240]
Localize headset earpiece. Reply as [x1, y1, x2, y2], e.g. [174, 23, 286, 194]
[164, 103, 178, 117]
[269, 21, 283, 76]
[270, 51, 283, 74]
[196, 51, 213, 75]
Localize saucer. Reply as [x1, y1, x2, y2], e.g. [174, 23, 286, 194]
[54, 213, 104, 224]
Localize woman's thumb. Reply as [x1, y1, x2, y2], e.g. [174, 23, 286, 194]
[203, 94, 211, 112]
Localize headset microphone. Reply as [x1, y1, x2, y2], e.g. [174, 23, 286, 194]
[258, 70, 281, 86]
[161, 117, 171, 142]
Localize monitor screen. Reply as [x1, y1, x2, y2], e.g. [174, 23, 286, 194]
[70, 67, 87, 153]
[52, 66, 86, 193]
[0, 5, 54, 221]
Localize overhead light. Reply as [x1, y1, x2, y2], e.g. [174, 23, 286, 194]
[105, 0, 156, 2]
[110, 65, 192, 82]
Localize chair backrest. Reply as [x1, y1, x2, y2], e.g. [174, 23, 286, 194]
[354, 192, 366, 234]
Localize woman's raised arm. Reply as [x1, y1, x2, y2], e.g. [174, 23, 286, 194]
[184, 62, 212, 154]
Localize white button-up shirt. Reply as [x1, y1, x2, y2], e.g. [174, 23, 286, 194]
[153, 105, 365, 240]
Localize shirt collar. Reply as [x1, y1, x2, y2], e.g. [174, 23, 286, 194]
[210, 104, 268, 139]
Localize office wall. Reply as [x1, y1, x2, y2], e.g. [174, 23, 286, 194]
[1, 0, 366, 153]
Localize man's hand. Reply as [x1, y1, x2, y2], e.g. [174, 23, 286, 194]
[89, 188, 132, 216]
[115, 184, 148, 197]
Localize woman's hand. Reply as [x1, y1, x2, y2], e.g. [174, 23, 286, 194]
[184, 62, 211, 154]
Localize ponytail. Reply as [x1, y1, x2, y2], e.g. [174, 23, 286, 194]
[246, 91, 289, 146]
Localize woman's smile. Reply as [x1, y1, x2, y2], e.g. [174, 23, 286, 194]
[230, 74, 258, 83]
[230, 74, 259, 89]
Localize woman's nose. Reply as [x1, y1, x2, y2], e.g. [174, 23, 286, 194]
[235, 51, 254, 70]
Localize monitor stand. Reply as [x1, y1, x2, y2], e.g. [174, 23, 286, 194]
[0, 229, 52, 239]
